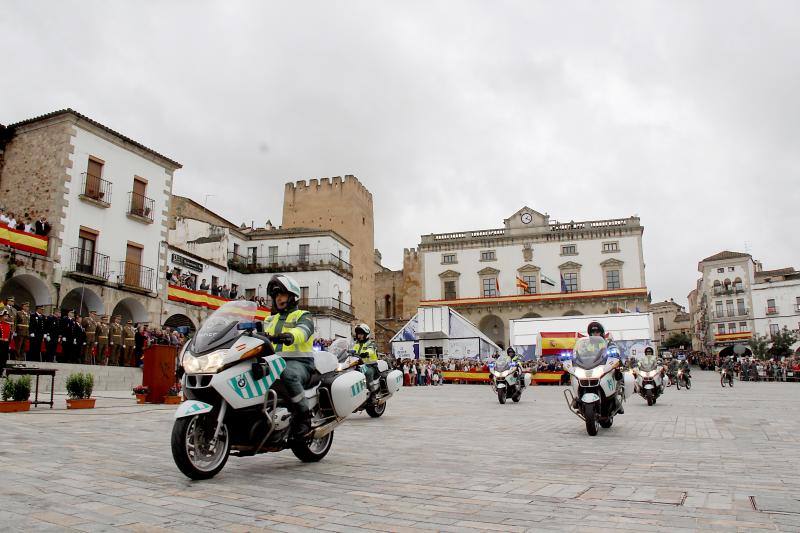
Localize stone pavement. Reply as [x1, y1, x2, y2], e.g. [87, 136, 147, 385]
[1, 370, 799, 532]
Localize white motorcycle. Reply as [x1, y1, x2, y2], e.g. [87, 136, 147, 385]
[563, 337, 634, 436]
[172, 301, 368, 480]
[634, 353, 665, 406]
[489, 355, 531, 404]
[333, 341, 403, 417]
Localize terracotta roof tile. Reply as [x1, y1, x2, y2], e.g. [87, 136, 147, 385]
[700, 250, 751, 263]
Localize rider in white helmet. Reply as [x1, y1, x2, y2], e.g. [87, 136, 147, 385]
[264, 274, 316, 438]
[353, 323, 379, 388]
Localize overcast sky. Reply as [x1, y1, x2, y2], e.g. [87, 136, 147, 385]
[3, 1, 798, 305]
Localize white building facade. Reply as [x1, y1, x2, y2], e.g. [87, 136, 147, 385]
[751, 268, 800, 347]
[417, 207, 649, 349]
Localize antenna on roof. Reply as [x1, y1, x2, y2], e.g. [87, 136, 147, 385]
[744, 241, 751, 254]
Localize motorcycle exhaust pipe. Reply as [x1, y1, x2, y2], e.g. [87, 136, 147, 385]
[312, 417, 343, 439]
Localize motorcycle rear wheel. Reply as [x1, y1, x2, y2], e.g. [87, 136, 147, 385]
[512, 390, 521, 403]
[171, 415, 230, 480]
[366, 401, 386, 418]
[291, 430, 334, 463]
[685, 378, 692, 390]
[600, 417, 613, 428]
[498, 389, 507, 404]
[584, 403, 598, 436]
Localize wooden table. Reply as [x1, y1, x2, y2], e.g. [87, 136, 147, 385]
[4, 367, 57, 408]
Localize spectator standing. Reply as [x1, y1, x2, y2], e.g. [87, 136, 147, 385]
[134, 324, 148, 367]
[34, 215, 51, 236]
[28, 304, 45, 362]
[0, 310, 12, 369]
[199, 279, 210, 292]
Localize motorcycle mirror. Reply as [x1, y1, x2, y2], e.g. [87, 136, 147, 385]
[237, 321, 257, 331]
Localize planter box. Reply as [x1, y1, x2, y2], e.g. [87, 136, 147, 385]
[163, 395, 181, 404]
[135, 394, 147, 404]
[66, 398, 96, 409]
[0, 400, 31, 413]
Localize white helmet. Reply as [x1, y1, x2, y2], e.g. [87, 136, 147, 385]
[354, 323, 371, 338]
[267, 274, 302, 308]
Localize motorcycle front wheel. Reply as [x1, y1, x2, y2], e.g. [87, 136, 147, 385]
[721, 375, 726, 387]
[676, 378, 681, 391]
[291, 430, 334, 462]
[497, 389, 507, 404]
[584, 403, 598, 436]
[646, 392, 654, 406]
[171, 415, 231, 480]
[366, 401, 386, 418]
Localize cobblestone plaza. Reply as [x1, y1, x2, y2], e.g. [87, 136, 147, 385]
[2, 371, 799, 532]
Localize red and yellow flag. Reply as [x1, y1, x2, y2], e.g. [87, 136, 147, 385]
[539, 331, 582, 355]
[516, 276, 529, 292]
[0, 226, 48, 256]
[167, 284, 270, 319]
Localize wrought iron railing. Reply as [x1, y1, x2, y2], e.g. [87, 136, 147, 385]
[118, 261, 155, 292]
[66, 247, 110, 279]
[127, 191, 155, 222]
[302, 297, 353, 316]
[766, 306, 779, 316]
[80, 173, 112, 204]
[227, 252, 352, 275]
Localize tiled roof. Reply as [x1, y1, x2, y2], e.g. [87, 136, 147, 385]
[7, 108, 182, 169]
[755, 267, 797, 280]
[700, 251, 751, 263]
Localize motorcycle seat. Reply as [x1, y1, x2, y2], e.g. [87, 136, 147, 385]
[307, 372, 322, 389]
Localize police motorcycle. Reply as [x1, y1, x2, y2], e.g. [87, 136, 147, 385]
[633, 350, 665, 406]
[171, 301, 368, 480]
[489, 354, 531, 404]
[676, 366, 692, 390]
[563, 337, 635, 436]
[331, 339, 403, 417]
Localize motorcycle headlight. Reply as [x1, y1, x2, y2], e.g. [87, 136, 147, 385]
[573, 367, 603, 379]
[182, 350, 226, 374]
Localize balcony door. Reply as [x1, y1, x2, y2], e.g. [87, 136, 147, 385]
[86, 158, 104, 200]
[78, 229, 97, 275]
[125, 243, 143, 287]
[299, 244, 309, 263]
[131, 177, 147, 216]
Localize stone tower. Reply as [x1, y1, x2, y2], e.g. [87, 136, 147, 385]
[282, 175, 375, 327]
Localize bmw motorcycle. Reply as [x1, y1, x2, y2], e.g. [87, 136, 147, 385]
[720, 367, 734, 387]
[676, 367, 691, 390]
[563, 337, 634, 436]
[634, 353, 664, 406]
[333, 340, 403, 418]
[489, 355, 531, 404]
[172, 301, 368, 480]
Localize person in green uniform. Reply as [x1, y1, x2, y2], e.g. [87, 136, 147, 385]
[264, 274, 316, 438]
[353, 324, 379, 389]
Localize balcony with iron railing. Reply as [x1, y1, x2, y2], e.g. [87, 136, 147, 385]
[301, 297, 354, 319]
[118, 261, 155, 293]
[711, 309, 750, 319]
[127, 192, 155, 223]
[766, 306, 779, 316]
[227, 252, 353, 278]
[65, 247, 110, 281]
[79, 173, 112, 207]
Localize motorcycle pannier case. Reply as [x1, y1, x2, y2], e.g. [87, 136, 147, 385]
[330, 371, 369, 417]
[623, 372, 635, 399]
[381, 369, 403, 395]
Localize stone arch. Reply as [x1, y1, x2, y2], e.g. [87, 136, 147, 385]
[112, 297, 149, 325]
[479, 314, 505, 349]
[0, 274, 52, 308]
[164, 313, 196, 332]
[563, 309, 583, 316]
[521, 312, 541, 319]
[61, 287, 104, 316]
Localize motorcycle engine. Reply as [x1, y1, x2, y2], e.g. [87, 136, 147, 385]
[271, 407, 291, 431]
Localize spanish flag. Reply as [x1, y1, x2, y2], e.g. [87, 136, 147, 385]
[516, 276, 529, 293]
[539, 331, 583, 355]
[167, 284, 270, 319]
[0, 226, 48, 256]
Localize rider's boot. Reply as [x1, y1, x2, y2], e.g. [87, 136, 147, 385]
[291, 410, 312, 439]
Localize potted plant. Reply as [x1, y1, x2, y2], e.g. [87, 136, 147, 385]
[163, 383, 182, 404]
[0, 375, 32, 412]
[65, 372, 96, 409]
[132, 384, 149, 404]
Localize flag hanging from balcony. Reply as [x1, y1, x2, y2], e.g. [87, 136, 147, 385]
[0, 226, 48, 256]
[516, 276, 529, 293]
[495, 277, 500, 294]
[560, 275, 568, 293]
[168, 284, 270, 319]
[541, 275, 556, 287]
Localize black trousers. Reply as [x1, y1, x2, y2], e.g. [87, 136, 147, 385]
[0, 341, 9, 371]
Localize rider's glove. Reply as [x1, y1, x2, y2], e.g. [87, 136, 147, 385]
[270, 332, 295, 346]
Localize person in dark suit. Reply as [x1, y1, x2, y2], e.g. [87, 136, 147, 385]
[58, 309, 75, 363]
[28, 304, 46, 362]
[44, 309, 61, 362]
[34, 215, 51, 236]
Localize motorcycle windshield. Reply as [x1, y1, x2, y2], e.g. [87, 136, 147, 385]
[572, 337, 608, 370]
[327, 338, 353, 362]
[193, 300, 258, 353]
[494, 355, 511, 372]
[639, 354, 659, 371]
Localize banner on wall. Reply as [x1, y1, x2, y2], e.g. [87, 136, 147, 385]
[448, 338, 479, 358]
[392, 341, 417, 359]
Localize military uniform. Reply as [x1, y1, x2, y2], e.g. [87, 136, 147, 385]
[28, 305, 46, 362]
[5, 297, 18, 358]
[122, 321, 136, 367]
[81, 313, 98, 364]
[110, 316, 123, 366]
[96, 317, 110, 365]
[15, 303, 30, 361]
[43, 311, 61, 363]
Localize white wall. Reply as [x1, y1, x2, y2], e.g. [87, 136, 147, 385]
[63, 126, 171, 288]
[231, 234, 350, 263]
[314, 317, 352, 340]
[751, 280, 800, 340]
[171, 218, 229, 266]
[166, 250, 227, 290]
[423, 235, 643, 299]
[227, 269, 351, 303]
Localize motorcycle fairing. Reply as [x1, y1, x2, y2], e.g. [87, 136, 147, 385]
[174, 400, 213, 419]
[212, 355, 286, 409]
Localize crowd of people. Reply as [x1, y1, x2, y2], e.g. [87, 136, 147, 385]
[726, 356, 800, 382]
[0, 209, 51, 236]
[0, 296, 186, 370]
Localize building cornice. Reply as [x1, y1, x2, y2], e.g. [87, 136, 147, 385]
[420, 287, 648, 308]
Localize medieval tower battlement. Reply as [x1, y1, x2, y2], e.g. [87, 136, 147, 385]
[282, 175, 375, 327]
